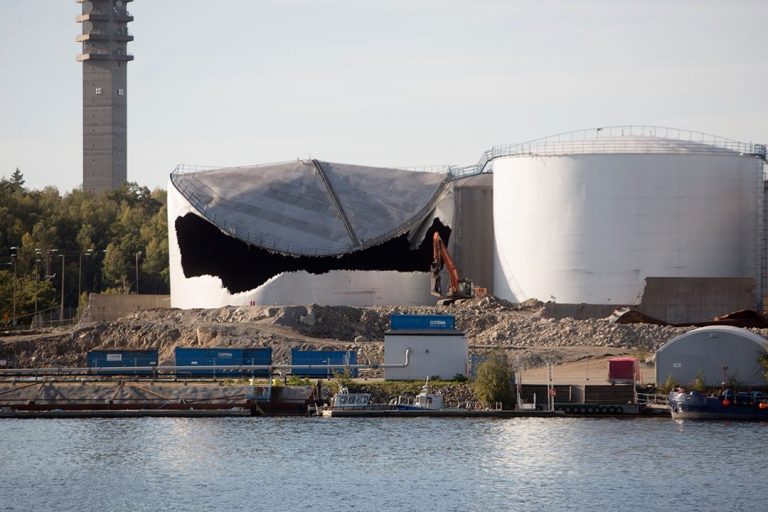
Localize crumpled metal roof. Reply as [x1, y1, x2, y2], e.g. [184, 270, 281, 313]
[170, 159, 450, 257]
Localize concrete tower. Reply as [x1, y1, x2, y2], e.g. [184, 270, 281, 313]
[76, 0, 134, 193]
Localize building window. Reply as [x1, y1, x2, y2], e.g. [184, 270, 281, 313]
[95, 87, 103, 95]
[117, 88, 124, 96]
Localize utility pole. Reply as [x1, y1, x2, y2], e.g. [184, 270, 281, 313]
[33, 257, 40, 329]
[10, 247, 17, 327]
[78, 252, 83, 301]
[135, 251, 142, 294]
[60, 254, 65, 322]
[547, 363, 555, 412]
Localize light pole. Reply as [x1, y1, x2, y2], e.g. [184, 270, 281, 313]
[47, 248, 58, 279]
[78, 249, 94, 302]
[10, 247, 17, 327]
[33, 257, 40, 328]
[135, 251, 142, 294]
[59, 253, 65, 322]
[101, 248, 108, 293]
[77, 249, 94, 321]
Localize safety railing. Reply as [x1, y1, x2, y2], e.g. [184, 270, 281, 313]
[169, 126, 766, 241]
[637, 392, 668, 406]
[450, 125, 767, 179]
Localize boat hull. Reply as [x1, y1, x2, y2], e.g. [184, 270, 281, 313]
[669, 391, 768, 421]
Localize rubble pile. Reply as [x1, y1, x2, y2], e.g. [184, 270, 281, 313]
[3, 296, 762, 369]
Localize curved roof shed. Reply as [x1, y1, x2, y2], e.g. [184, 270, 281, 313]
[655, 326, 768, 387]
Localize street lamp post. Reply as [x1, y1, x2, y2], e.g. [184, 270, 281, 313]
[33, 257, 40, 328]
[59, 253, 65, 322]
[47, 249, 58, 279]
[78, 249, 94, 321]
[10, 247, 17, 327]
[135, 251, 142, 294]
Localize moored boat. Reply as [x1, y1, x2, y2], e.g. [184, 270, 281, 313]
[389, 379, 444, 411]
[669, 389, 768, 420]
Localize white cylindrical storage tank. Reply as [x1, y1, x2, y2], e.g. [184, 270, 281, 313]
[168, 182, 437, 307]
[492, 128, 764, 305]
[168, 160, 453, 308]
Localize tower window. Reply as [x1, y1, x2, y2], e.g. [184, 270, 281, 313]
[117, 88, 125, 96]
[95, 87, 103, 95]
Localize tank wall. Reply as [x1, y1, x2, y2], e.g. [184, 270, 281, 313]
[249, 270, 434, 306]
[452, 174, 494, 293]
[493, 154, 761, 304]
[169, 180, 437, 308]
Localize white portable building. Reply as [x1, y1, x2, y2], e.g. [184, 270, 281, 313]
[384, 315, 467, 380]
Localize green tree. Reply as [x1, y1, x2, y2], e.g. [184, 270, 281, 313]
[10, 168, 25, 190]
[0, 271, 56, 327]
[759, 352, 768, 382]
[0, 179, 169, 326]
[658, 374, 679, 394]
[473, 353, 515, 409]
[690, 370, 707, 391]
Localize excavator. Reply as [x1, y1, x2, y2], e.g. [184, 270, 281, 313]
[430, 232, 487, 305]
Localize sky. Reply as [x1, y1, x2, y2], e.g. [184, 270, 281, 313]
[0, 0, 766, 192]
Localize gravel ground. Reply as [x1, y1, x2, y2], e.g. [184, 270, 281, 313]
[2, 296, 761, 372]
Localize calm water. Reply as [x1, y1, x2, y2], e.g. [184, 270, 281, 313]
[1, 417, 767, 512]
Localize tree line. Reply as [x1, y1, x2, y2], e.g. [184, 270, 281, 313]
[0, 169, 168, 327]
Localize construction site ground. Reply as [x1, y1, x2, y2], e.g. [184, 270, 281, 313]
[2, 296, 757, 387]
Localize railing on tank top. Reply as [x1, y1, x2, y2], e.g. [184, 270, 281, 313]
[449, 125, 767, 179]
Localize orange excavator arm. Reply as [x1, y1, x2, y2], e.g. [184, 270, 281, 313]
[431, 232, 460, 297]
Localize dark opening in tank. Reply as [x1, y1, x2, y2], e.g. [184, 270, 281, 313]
[175, 213, 451, 294]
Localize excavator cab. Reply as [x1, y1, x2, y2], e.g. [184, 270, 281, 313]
[457, 279, 474, 298]
[430, 261, 444, 297]
[430, 232, 487, 304]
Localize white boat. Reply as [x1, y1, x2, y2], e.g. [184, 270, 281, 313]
[390, 378, 444, 410]
[319, 387, 373, 416]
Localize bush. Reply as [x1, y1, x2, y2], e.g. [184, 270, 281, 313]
[658, 374, 679, 394]
[326, 368, 354, 394]
[472, 354, 514, 409]
[759, 352, 768, 382]
[286, 376, 311, 386]
[690, 370, 706, 392]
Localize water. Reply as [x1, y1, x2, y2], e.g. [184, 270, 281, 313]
[1, 417, 767, 512]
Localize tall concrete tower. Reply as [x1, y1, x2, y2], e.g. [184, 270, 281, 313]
[76, 0, 134, 193]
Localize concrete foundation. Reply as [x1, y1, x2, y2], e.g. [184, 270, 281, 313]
[639, 277, 756, 324]
[84, 294, 170, 322]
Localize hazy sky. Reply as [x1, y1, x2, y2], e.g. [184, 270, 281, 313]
[1, 0, 766, 192]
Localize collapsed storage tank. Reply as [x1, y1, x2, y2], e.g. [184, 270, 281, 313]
[168, 160, 454, 308]
[491, 127, 766, 306]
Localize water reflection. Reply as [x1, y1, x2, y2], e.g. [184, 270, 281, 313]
[2, 417, 768, 512]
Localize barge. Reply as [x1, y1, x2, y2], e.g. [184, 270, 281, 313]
[0, 380, 320, 418]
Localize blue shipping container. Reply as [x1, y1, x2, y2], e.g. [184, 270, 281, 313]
[290, 349, 358, 378]
[390, 314, 455, 331]
[242, 348, 272, 377]
[87, 349, 158, 376]
[175, 347, 271, 377]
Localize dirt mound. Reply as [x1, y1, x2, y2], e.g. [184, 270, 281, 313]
[4, 296, 763, 370]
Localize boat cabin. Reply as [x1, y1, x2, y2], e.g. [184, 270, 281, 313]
[330, 387, 371, 409]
